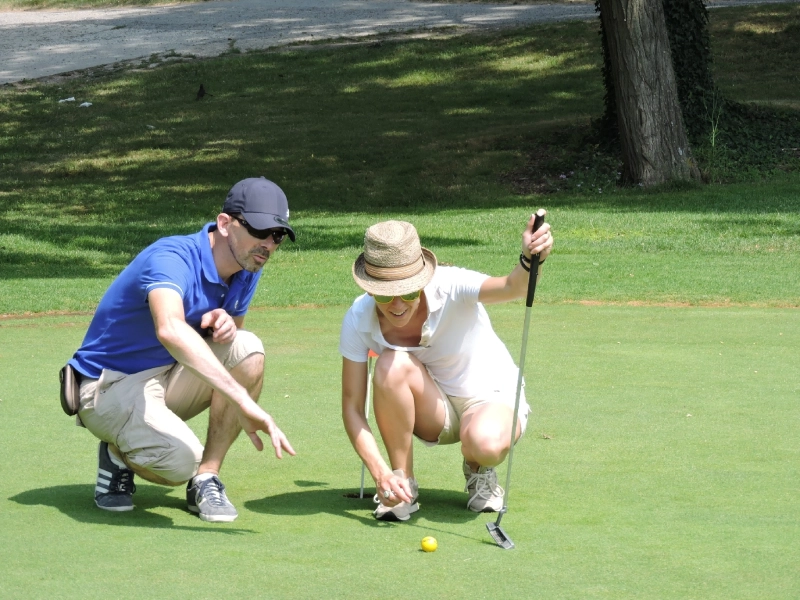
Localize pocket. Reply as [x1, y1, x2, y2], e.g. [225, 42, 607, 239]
[92, 370, 127, 414]
[78, 369, 131, 444]
[59, 364, 81, 416]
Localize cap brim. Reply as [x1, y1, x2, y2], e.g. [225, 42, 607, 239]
[352, 248, 437, 296]
[241, 212, 296, 242]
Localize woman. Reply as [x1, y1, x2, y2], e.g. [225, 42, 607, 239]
[339, 214, 553, 521]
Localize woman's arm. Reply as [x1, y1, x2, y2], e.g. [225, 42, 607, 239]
[479, 211, 553, 305]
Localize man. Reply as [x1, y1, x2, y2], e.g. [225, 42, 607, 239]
[339, 215, 553, 521]
[68, 176, 296, 523]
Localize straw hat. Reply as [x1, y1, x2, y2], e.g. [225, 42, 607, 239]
[352, 220, 437, 296]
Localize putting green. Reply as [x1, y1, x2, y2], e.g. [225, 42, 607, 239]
[0, 304, 796, 599]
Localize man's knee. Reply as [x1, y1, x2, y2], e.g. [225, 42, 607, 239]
[125, 439, 203, 485]
[223, 330, 265, 370]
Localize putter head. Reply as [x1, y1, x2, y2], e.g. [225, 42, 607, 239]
[486, 522, 515, 550]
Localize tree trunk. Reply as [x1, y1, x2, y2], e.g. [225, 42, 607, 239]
[599, 0, 700, 185]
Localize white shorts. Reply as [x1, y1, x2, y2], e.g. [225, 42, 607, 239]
[418, 376, 531, 447]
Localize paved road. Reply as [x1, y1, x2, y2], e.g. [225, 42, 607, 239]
[0, 0, 793, 84]
[0, 0, 597, 84]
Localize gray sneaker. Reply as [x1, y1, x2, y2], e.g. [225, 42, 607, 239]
[95, 441, 135, 512]
[186, 475, 238, 522]
[373, 469, 420, 522]
[463, 459, 504, 513]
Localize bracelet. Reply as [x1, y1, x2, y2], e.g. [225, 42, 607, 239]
[519, 253, 546, 272]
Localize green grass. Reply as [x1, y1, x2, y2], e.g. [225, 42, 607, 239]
[1, 304, 798, 598]
[711, 3, 800, 110]
[1, 7, 799, 597]
[2, 6, 799, 315]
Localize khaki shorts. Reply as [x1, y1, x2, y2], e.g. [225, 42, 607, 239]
[419, 376, 531, 447]
[77, 330, 264, 484]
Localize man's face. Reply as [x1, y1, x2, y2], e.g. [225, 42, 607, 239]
[226, 216, 284, 273]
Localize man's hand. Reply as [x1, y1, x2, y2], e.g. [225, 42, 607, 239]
[201, 308, 238, 344]
[237, 400, 297, 459]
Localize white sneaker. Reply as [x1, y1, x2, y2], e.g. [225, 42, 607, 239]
[373, 469, 419, 522]
[463, 459, 504, 513]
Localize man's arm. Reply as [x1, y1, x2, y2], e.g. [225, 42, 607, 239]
[341, 357, 414, 503]
[478, 211, 553, 305]
[148, 287, 295, 458]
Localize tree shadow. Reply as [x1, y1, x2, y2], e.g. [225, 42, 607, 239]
[9, 484, 254, 534]
[2, 15, 798, 281]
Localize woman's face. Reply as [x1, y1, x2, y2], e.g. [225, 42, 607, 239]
[373, 292, 423, 328]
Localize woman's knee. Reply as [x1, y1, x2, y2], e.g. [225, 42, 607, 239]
[461, 415, 511, 464]
[373, 351, 417, 390]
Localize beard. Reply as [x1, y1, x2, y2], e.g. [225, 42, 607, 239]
[229, 236, 270, 273]
[238, 248, 270, 273]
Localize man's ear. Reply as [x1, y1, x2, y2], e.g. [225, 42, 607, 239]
[217, 213, 234, 236]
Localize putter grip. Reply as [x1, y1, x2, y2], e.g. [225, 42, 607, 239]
[525, 211, 546, 307]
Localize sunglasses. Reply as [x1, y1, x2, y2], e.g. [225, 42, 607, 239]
[373, 290, 422, 304]
[230, 216, 287, 244]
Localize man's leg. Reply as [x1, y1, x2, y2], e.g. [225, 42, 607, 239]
[198, 351, 264, 475]
[78, 366, 205, 511]
[166, 330, 265, 522]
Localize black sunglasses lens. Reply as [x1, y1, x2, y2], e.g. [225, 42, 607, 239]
[235, 217, 286, 242]
[247, 223, 271, 240]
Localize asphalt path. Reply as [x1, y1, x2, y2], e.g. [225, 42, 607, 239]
[0, 0, 794, 85]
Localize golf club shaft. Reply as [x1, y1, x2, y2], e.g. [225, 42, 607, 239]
[359, 354, 375, 499]
[499, 210, 545, 522]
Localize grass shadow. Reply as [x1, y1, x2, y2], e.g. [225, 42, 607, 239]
[9, 484, 255, 533]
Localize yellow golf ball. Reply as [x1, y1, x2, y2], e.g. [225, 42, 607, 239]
[421, 536, 438, 552]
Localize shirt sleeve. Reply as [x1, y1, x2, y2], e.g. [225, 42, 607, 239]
[140, 250, 192, 301]
[444, 267, 489, 304]
[339, 305, 370, 362]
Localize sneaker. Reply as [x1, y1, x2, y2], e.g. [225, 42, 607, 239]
[95, 441, 135, 512]
[463, 459, 504, 513]
[373, 469, 420, 522]
[186, 475, 238, 523]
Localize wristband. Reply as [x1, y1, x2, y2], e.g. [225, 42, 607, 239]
[519, 253, 545, 272]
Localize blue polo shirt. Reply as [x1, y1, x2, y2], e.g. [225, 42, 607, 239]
[70, 223, 261, 378]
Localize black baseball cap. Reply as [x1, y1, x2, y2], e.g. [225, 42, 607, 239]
[223, 177, 295, 242]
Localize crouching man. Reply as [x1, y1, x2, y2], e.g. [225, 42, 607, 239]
[67, 177, 296, 522]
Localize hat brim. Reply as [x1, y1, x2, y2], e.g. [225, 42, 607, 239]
[352, 248, 437, 296]
[241, 211, 296, 242]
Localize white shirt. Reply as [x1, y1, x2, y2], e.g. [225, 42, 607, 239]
[339, 266, 520, 398]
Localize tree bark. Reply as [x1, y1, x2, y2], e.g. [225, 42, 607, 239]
[599, 0, 700, 185]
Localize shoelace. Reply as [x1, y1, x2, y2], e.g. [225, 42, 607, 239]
[110, 469, 136, 495]
[465, 469, 504, 500]
[200, 477, 229, 507]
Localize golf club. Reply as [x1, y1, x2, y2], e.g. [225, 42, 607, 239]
[359, 351, 377, 499]
[486, 209, 546, 550]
